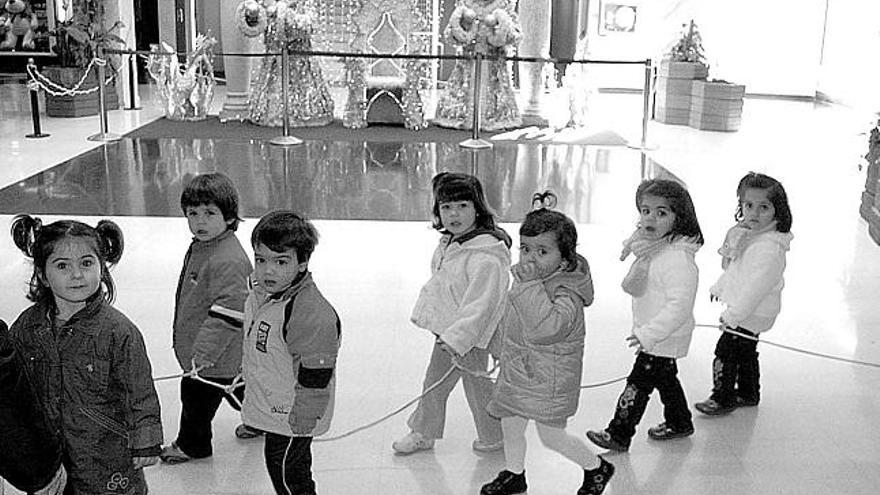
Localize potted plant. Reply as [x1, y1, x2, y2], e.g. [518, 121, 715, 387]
[654, 20, 709, 125]
[41, 0, 125, 117]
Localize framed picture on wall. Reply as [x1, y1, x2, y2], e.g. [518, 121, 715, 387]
[598, 0, 638, 35]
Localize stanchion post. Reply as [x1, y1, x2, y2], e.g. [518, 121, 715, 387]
[88, 47, 121, 142]
[270, 44, 303, 146]
[126, 52, 141, 110]
[25, 58, 49, 139]
[459, 53, 492, 150]
[641, 58, 652, 150]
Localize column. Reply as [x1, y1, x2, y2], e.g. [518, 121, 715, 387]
[517, 0, 550, 126]
[219, 1, 259, 122]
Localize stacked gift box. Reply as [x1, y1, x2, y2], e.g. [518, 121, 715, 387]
[689, 80, 746, 131]
[654, 60, 708, 125]
[860, 124, 880, 245]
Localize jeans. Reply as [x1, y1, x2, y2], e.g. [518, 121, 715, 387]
[175, 376, 245, 458]
[709, 327, 760, 406]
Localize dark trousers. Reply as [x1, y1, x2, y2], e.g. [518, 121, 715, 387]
[606, 352, 692, 447]
[709, 328, 760, 406]
[176, 376, 245, 458]
[265, 432, 315, 495]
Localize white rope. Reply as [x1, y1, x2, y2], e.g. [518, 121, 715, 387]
[26, 58, 118, 97]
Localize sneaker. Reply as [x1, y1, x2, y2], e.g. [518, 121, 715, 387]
[578, 456, 615, 495]
[234, 424, 263, 439]
[472, 438, 504, 453]
[480, 470, 527, 495]
[585, 429, 628, 452]
[159, 442, 192, 464]
[695, 398, 737, 416]
[392, 431, 434, 455]
[647, 422, 694, 441]
[736, 396, 759, 407]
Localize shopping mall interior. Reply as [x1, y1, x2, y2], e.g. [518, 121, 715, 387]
[1, 1, 880, 494]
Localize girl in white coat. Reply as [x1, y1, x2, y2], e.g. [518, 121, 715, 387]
[393, 172, 512, 455]
[587, 179, 704, 452]
[695, 172, 793, 416]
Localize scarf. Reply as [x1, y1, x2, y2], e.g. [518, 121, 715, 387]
[718, 221, 778, 262]
[620, 229, 701, 297]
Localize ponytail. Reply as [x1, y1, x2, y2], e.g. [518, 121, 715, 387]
[10, 214, 42, 258]
[95, 220, 124, 265]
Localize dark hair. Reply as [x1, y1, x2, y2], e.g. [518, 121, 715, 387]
[636, 179, 704, 244]
[430, 172, 499, 232]
[735, 172, 792, 233]
[10, 215, 124, 305]
[520, 207, 578, 270]
[180, 172, 243, 231]
[251, 210, 319, 263]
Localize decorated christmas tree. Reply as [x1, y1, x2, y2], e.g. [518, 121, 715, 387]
[668, 20, 706, 64]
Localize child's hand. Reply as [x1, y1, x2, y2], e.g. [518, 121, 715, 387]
[709, 293, 719, 302]
[437, 338, 458, 357]
[132, 456, 159, 470]
[625, 334, 642, 353]
[511, 261, 541, 283]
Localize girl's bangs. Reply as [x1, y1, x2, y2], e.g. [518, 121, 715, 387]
[436, 182, 476, 204]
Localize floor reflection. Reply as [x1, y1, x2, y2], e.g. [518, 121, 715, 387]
[0, 138, 663, 224]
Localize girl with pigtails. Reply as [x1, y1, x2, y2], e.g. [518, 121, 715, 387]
[7, 215, 163, 495]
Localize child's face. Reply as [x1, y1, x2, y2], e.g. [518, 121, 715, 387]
[638, 194, 676, 240]
[740, 187, 776, 231]
[253, 243, 307, 295]
[185, 203, 232, 242]
[43, 238, 102, 313]
[519, 231, 566, 279]
[439, 200, 477, 238]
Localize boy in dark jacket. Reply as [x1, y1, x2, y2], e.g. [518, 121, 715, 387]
[160, 173, 256, 464]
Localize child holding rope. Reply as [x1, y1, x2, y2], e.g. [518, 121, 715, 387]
[587, 179, 704, 452]
[160, 173, 254, 464]
[8, 215, 163, 494]
[481, 194, 614, 495]
[241, 211, 341, 495]
[393, 172, 511, 455]
[695, 172, 793, 416]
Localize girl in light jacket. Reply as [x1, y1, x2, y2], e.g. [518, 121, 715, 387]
[695, 172, 793, 416]
[393, 172, 511, 455]
[481, 197, 614, 495]
[587, 179, 703, 452]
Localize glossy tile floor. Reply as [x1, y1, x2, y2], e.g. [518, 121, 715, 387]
[1, 86, 880, 495]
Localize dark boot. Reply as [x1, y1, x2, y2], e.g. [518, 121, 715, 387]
[481, 470, 527, 495]
[577, 456, 615, 495]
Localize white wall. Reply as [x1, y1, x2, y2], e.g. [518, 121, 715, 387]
[818, 0, 880, 111]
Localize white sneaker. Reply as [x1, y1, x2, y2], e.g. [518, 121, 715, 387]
[392, 431, 435, 455]
[472, 438, 504, 453]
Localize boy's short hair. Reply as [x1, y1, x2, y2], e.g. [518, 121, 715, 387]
[251, 210, 319, 263]
[180, 172, 243, 231]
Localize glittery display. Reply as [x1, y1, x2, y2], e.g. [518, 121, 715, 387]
[343, 0, 431, 130]
[433, 0, 522, 131]
[146, 35, 217, 121]
[238, 0, 334, 127]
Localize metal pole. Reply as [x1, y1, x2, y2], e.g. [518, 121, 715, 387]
[460, 53, 492, 149]
[126, 53, 141, 110]
[641, 58, 652, 150]
[270, 43, 303, 146]
[88, 46, 121, 142]
[25, 58, 49, 139]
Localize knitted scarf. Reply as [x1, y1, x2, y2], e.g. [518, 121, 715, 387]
[718, 221, 778, 262]
[620, 230, 701, 297]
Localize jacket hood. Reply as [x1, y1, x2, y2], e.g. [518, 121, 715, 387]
[444, 229, 512, 262]
[450, 226, 512, 248]
[753, 230, 794, 251]
[544, 254, 594, 307]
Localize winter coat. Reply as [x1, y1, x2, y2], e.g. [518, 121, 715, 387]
[9, 294, 163, 495]
[410, 229, 511, 356]
[173, 229, 251, 378]
[242, 273, 341, 437]
[488, 255, 594, 426]
[631, 240, 700, 359]
[710, 230, 793, 333]
[0, 325, 63, 493]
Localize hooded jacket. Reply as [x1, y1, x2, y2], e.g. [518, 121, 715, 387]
[9, 295, 163, 495]
[631, 239, 701, 358]
[173, 229, 252, 378]
[410, 228, 512, 356]
[488, 255, 594, 426]
[710, 230, 793, 333]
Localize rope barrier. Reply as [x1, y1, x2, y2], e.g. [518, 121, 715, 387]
[26, 58, 118, 97]
[695, 324, 880, 369]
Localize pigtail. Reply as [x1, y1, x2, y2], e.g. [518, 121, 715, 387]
[531, 190, 558, 211]
[95, 220, 124, 266]
[10, 214, 42, 258]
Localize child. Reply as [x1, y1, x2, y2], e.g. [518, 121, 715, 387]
[481, 200, 614, 495]
[393, 172, 511, 455]
[8, 215, 163, 494]
[586, 179, 703, 452]
[695, 172, 793, 416]
[241, 210, 341, 495]
[161, 172, 255, 464]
